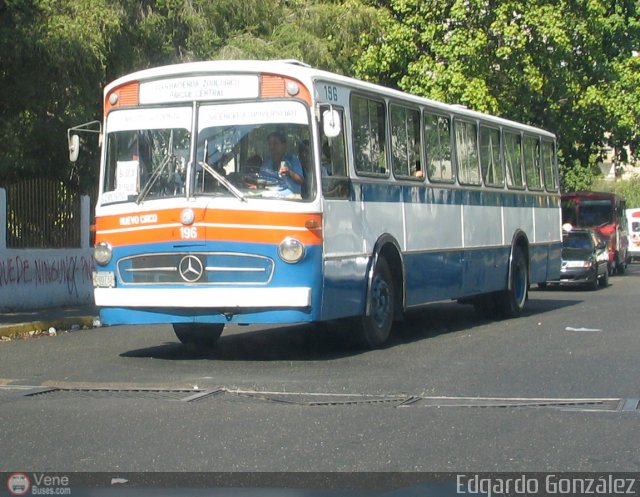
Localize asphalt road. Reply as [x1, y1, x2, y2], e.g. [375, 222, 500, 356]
[1, 265, 639, 477]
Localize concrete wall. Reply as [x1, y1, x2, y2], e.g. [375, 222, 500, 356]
[0, 189, 94, 311]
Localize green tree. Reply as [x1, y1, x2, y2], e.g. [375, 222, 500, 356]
[0, 0, 121, 192]
[355, 0, 640, 188]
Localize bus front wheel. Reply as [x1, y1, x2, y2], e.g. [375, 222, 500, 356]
[497, 246, 528, 318]
[353, 257, 394, 349]
[173, 323, 224, 349]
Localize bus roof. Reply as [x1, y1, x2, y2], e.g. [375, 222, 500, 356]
[105, 59, 556, 139]
[562, 191, 624, 201]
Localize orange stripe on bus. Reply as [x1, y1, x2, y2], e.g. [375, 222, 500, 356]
[96, 209, 321, 230]
[95, 210, 322, 247]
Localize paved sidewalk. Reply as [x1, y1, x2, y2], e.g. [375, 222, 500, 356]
[0, 305, 99, 338]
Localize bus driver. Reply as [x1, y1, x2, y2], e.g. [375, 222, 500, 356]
[260, 131, 304, 195]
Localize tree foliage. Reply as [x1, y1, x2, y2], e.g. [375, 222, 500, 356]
[355, 0, 640, 190]
[0, 0, 121, 190]
[1, 0, 638, 195]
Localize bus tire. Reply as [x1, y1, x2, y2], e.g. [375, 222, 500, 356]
[497, 246, 528, 318]
[354, 257, 394, 349]
[173, 323, 224, 349]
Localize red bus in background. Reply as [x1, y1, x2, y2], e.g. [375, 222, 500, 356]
[561, 192, 629, 274]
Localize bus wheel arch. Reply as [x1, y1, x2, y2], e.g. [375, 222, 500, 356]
[497, 233, 530, 318]
[354, 236, 404, 348]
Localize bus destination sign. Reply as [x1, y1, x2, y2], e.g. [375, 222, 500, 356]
[139, 75, 259, 104]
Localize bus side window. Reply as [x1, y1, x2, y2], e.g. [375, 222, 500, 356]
[390, 103, 422, 180]
[524, 135, 542, 190]
[542, 140, 557, 191]
[321, 108, 350, 199]
[504, 130, 524, 188]
[455, 119, 481, 185]
[424, 112, 454, 182]
[480, 125, 503, 187]
[351, 95, 387, 176]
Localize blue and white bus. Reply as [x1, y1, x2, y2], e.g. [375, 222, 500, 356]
[77, 59, 562, 349]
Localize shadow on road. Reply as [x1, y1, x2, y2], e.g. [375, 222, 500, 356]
[120, 294, 581, 362]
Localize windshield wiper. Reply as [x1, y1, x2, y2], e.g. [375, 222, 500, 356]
[200, 160, 247, 203]
[136, 153, 172, 204]
[200, 140, 246, 203]
[137, 131, 175, 205]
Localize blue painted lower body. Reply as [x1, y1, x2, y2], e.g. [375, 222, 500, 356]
[100, 306, 315, 326]
[98, 240, 323, 326]
[320, 241, 563, 318]
[98, 238, 562, 327]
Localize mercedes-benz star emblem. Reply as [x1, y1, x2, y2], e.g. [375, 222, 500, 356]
[178, 255, 204, 283]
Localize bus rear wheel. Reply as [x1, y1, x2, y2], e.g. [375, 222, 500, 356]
[353, 257, 394, 349]
[173, 323, 224, 349]
[497, 246, 528, 318]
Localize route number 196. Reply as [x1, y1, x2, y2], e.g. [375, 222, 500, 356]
[180, 227, 198, 239]
[323, 85, 339, 102]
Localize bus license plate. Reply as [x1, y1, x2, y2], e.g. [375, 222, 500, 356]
[93, 271, 115, 288]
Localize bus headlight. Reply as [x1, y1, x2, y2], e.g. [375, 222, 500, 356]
[278, 237, 305, 263]
[94, 242, 113, 266]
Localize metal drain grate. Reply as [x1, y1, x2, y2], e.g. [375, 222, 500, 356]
[402, 396, 624, 411]
[24, 387, 224, 402]
[17, 387, 640, 413]
[232, 391, 412, 407]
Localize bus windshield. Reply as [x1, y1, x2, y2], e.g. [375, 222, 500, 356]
[101, 100, 314, 204]
[577, 200, 612, 227]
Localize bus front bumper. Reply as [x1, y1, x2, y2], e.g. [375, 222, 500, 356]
[94, 287, 312, 308]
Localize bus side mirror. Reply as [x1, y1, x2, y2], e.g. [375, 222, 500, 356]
[67, 120, 102, 162]
[322, 110, 341, 138]
[69, 134, 80, 162]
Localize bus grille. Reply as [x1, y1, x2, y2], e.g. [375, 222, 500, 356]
[117, 252, 274, 285]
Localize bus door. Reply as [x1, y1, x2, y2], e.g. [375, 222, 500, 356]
[318, 105, 363, 320]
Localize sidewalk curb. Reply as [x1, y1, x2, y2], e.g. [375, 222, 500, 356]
[0, 315, 98, 339]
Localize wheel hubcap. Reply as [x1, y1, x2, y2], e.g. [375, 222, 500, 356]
[371, 277, 391, 327]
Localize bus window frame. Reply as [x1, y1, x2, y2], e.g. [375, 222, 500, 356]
[350, 93, 389, 179]
[503, 128, 526, 190]
[542, 139, 558, 192]
[454, 117, 482, 187]
[479, 123, 504, 188]
[523, 134, 544, 191]
[423, 110, 455, 184]
[389, 101, 424, 182]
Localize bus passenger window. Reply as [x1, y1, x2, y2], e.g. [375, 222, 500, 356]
[524, 135, 542, 190]
[480, 125, 503, 187]
[424, 113, 453, 182]
[542, 140, 557, 191]
[504, 130, 524, 188]
[351, 95, 387, 176]
[455, 119, 481, 185]
[390, 104, 422, 180]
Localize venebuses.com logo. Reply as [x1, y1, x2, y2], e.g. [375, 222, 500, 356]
[6, 473, 30, 496]
[6, 473, 71, 495]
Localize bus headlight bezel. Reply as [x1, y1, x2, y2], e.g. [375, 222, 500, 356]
[278, 237, 305, 264]
[94, 242, 113, 266]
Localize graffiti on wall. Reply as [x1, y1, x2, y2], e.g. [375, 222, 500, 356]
[0, 255, 94, 297]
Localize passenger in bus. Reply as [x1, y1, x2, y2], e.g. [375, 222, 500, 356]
[260, 131, 304, 195]
[412, 161, 424, 178]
